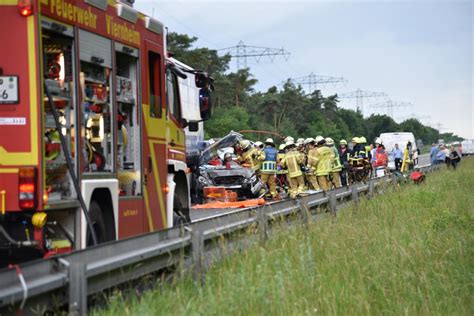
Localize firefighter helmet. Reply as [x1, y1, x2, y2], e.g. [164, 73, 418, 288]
[240, 140, 250, 150]
[339, 139, 347, 145]
[325, 137, 334, 145]
[265, 138, 275, 146]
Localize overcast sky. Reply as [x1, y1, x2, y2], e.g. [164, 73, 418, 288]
[135, 0, 473, 139]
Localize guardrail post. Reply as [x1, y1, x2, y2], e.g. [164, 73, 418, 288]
[300, 197, 309, 226]
[191, 228, 204, 284]
[329, 192, 337, 217]
[258, 206, 268, 243]
[351, 185, 359, 208]
[69, 261, 87, 316]
[368, 179, 374, 199]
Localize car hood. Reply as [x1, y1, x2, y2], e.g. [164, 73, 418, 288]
[200, 165, 254, 178]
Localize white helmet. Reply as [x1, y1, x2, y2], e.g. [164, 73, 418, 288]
[254, 141, 263, 148]
[315, 135, 324, 143]
[240, 140, 250, 150]
[265, 138, 274, 145]
[375, 137, 382, 145]
[283, 136, 294, 143]
[304, 137, 315, 145]
[286, 140, 295, 148]
[325, 137, 334, 145]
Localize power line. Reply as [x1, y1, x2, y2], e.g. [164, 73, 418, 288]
[283, 72, 347, 94]
[369, 99, 413, 119]
[218, 40, 291, 70]
[338, 89, 387, 116]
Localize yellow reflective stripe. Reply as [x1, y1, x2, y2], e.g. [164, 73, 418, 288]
[0, 168, 19, 173]
[28, 16, 39, 165]
[0, 0, 17, 4]
[143, 187, 154, 232]
[0, 16, 38, 166]
[149, 140, 167, 226]
[142, 104, 167, 227]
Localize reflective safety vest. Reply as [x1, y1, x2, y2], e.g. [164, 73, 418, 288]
[261, 146, 278, 174]
[281, 149, 303, 178]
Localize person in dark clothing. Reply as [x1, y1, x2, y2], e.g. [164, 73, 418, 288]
[450, 146, 461, 170]
[338, 139, 349, 186]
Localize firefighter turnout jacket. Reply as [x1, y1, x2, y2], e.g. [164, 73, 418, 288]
[238, 147, 263, 171]
[280, 149, 304, 178]
[307, 146, 333, 176]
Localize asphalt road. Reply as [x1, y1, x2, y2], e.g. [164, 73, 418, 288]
[190, 154, 431, 222]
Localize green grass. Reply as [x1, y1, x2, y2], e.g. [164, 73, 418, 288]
[94, 160, 474, 316]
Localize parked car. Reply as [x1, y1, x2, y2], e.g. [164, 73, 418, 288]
[193, 131, 264, 203]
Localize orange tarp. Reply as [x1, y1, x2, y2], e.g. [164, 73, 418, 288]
[193, 198, 266, 209]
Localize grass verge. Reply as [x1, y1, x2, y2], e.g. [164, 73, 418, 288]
[94, 160, 474, 315]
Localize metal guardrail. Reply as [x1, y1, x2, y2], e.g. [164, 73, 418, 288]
[0, 164, 434, 315]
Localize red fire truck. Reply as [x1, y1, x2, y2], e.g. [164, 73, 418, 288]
[0, 0, 211, 263]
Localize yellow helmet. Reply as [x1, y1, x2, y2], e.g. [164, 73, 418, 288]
[339, 139, 347, 145]
[359, 136, 367, 144]
[351, 137, 359, 143]
[278, 143, 286, 150]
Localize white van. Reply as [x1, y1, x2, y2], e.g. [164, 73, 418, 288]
[461, 139, 474, 155]
[379, 132, 417, 170]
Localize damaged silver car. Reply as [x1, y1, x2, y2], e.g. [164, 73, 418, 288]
[194, 132, 264, 201]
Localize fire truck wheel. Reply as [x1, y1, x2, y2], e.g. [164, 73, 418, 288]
[87, 200, 108, 246]
[173, 196, 187, 226]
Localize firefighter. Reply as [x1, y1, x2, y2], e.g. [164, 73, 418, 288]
[349, 137, 360, 158]
[305, 138, 321, 191]
[308, 136, 333, 193]
[259, 138, 279, 200]
[296, 138, 305, 153]
[237, 140, 262, 172]
[401, 141, 414, 172]
[326, 137, 342, 188]
[339, 139, 349, 186]
[280, 140, 305, 198]
[276, 143, 289, 194]
[254, 141, 264, 171]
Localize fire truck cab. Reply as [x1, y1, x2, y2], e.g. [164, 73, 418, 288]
[0, 0, 211, 264]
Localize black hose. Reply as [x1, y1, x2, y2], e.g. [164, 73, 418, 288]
[43, 82, 98, 246]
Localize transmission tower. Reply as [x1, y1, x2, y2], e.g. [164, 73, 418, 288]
[369, 99, 413, 118]
[218, 40, 290, 69]
[338, 89, 387, 116]
[285, 72, 347, 94]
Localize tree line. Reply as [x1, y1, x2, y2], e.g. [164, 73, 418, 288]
[168, 32, 463, 145]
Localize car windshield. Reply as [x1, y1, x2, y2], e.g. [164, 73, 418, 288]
[199, 131, 243, 165]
